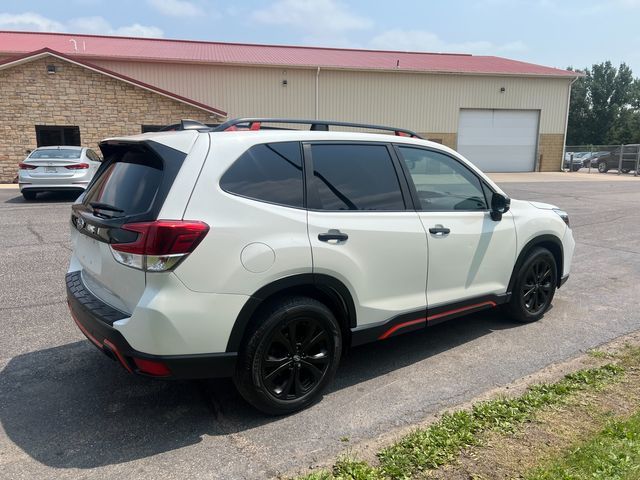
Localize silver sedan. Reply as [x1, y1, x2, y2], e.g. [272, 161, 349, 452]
[18, 146, 102, 200]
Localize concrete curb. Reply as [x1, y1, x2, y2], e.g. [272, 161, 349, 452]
[0, 184, 19, 189]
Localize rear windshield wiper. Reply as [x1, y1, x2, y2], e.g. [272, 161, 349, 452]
[89, 202, 124, 213]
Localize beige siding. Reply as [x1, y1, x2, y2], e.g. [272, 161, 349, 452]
[91, 61, 570, 135]
[93, 60, 317, 119]
[318, 70, 570, 135]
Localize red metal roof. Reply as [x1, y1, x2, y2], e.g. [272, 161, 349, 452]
[0, 48, 227, 116]
[0, 31, 577, 77]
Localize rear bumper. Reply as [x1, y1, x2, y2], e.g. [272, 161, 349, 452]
[20, 183, 87, 192]
[65, 271, 237, 379]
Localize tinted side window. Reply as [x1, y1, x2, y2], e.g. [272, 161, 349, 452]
[309, 144, 405, 211]
[220, 142, 304, 208]
[398, 147, 487, 211]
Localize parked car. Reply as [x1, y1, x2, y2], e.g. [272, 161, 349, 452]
[66, 118, 575, 414]
[584, 151, 609, 168]
[563, 152, 590, 171]
[18, 146, 102, 200]
[595, 145, 640, 173]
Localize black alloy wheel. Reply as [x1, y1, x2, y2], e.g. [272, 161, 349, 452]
[234, 296, 342, 415]
[261, 317, 331, 400]
[521, 258, 554, 315]
[505, 247, 557, 323]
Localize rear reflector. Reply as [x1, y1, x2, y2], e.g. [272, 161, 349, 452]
[110, 220, 209, 271]
[18, 162, 37, 170]
[65, 163, 90, 170]
[133, 357, 171, 376]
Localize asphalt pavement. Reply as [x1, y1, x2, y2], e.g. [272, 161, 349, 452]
[1, 177, 640, 479]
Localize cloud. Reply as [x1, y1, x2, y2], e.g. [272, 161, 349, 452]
[146, 0, 203, 17]
[0, 12, 163, 38]
[370, 29, 526, 55]
[68, 16, 164, 37]
[614, 0, 640, 6]
[0, 12, 65, 32]
[252, 0, 372, 43]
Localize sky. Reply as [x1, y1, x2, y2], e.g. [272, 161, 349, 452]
[0, 0, 639, 73]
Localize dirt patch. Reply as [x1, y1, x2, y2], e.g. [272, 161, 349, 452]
[426, 348, 640, 479]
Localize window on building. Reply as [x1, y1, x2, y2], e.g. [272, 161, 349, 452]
[309, 144, 405, 211]
[141, 125, 165, 133]
[398, 146, 487, 211]
[35, 126, 81, 147]
[220, 142, 304, 208]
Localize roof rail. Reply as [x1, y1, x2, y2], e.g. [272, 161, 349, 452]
[212, 118, 422, 138]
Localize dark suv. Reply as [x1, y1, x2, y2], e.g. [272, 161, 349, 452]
[596, 145, 640, 173]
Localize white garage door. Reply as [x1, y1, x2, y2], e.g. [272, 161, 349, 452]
[457, 109, 540, 172]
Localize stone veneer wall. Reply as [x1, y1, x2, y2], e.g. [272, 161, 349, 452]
[537, 133, 565, 172]
[0, 56, 217, 182]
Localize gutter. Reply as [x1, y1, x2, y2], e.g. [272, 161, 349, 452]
[560, 76, 579, 171]
[315, 66, 320, 120]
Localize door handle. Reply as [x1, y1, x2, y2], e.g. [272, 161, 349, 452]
[429, 225, 450, 235]
[318, 229, 349, 242]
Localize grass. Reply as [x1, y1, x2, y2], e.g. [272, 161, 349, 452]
[297, 363, 624, 480]
[526, 411, 640, 480]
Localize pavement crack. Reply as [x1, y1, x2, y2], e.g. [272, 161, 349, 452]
[26, 223, 44, 244]
[571, 213, 636, 229]
[575, 240, 640, 256]
[0, 299, 65, 311]
[57, 242, 73, 252]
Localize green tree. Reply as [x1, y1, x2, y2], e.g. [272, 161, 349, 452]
[566, 68, 590, 145]
[567, 62, 640, 146]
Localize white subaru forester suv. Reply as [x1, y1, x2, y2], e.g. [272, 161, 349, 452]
[67, 119, 574, 414]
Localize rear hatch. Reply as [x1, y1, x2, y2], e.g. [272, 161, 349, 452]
[70, 137, 194, 314]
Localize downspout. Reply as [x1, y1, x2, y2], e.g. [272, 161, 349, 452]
[315, 66, 320, 120]
[561, 76, 579, 171]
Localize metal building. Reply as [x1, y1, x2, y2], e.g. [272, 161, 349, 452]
[0, 31, 578, 181]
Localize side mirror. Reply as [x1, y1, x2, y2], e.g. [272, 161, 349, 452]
[490, 192, 510, 221]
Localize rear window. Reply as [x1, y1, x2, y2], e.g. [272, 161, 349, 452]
[83, 149, 163, 217]
[30, 149, 81, 159]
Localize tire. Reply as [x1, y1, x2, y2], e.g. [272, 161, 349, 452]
[505, 247, 557, 323]
[233, 296, 342, 415]
[621, 168, 631, 174]
[22, 190, 37, 200]
[597, 162, 608, 173]
[571, 164, 581, 172]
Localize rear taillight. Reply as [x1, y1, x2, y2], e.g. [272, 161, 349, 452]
[18, 162, 37, 170]
[109, 220, 209, 271]
[65, 163, 90, 170]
